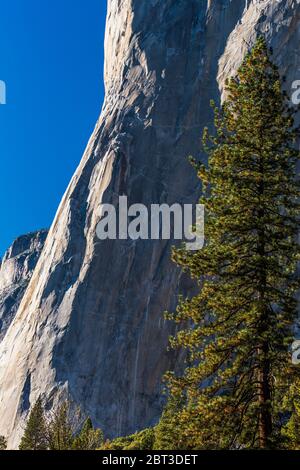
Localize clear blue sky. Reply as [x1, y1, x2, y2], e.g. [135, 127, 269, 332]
[0, 0, 107, 256]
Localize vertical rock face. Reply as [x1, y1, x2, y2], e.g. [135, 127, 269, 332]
[0, 0, 300, 448]
[0, 230, 48, 341]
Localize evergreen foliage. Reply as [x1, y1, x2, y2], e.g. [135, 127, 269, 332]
[72, 417, 104, 450]
[19, 397, 48, 450]
[19, 399, 104, 451]
[100, 428, 155, 450]
[281, 379, 300, 449]
[47, 401, 75, 450]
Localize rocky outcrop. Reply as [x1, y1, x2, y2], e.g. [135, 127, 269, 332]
[0, 0, 300, 448]
[0, 230, 48, 341]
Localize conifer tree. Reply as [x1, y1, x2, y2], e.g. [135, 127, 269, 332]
[162, 37, 300, 449]
[19, 397, 48, 450]
[47, 401, 75, 450]
[154, 399, 185, 450]
[72, 417, 104, 450]
[99, 428, 155, 450]
[281, 379, 300, 449]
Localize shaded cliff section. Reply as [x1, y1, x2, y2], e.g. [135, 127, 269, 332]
[0, 0, 300, 449]
[0, 230, 48, 341]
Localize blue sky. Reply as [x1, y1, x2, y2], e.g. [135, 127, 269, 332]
[0, 0, 107, 256]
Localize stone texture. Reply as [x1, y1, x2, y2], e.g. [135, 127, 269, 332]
[0, 230, 48, 341]
[0, 0, 300, 448]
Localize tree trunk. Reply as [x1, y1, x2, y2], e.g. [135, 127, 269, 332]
[257, 344, 272, 448]
[257, 153, 272, 449]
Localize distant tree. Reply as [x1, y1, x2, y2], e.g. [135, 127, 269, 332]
[72, 418, 104, 450]
[281, 379, 300, 449]
[19, 397, 48, 450]
[153, 399, 185, 450]
[47, 402, 75, 450]
[0, 435, 7, 450]
[124, 428, 155, 450]
[160, 37, 300, 449]
[19, 398, 105, 451]
[99, 428, 155, 450]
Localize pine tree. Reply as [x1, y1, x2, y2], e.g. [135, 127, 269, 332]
[19, 397, 48, 450]
[162, 37, 300, 449]
[47, 401, 75, 450]
[153, 399, 185, 450]
[72, 418, 104, 450]
[99, 428, 155, 450]
[281, 378, 300, 449]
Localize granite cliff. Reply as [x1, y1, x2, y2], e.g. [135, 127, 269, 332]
[0, 231, 47, 342]
[0, 0, 299, 448]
